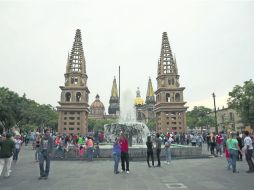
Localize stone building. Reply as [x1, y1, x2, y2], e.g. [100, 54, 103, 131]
[108, 77, 120, 115]
[154, 32, 188, 134]
[135, 78, 156, 122]
[90, 94, 105, 119]
[208, 107, 243, 132]
[57, 29, 90, 135]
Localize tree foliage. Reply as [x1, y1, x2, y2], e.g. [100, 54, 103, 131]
[146, 119, 156, 131]
[88, 118, 116, 132]
[186, 106, 215, 129]
[0, 87, 58, 133]
[228, 79, 254, 128]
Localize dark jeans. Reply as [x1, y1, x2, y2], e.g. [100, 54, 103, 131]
[156, 149, 161, 166]
[246, 149, 254, 171]
[39, 151, 50, 177]
[121, 152, 129, 171]
[147, 150, 154, 167]
[210, 143, 216, 155]
[13, 148, 20, 161]
[238, 148, 242, 161]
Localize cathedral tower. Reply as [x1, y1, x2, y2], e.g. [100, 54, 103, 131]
[154, 32, 188, 133]
[57, 29, 90, 135]
[108, 77, 120, 115]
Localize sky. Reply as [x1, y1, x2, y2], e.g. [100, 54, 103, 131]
[0, 0, 254, 113]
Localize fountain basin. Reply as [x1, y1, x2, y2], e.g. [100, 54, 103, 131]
[52, 144, 203, 160]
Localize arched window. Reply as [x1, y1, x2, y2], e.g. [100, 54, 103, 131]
[166, 93, 170, 102]
[76, 92, 81, 102]
[175, 93, 180, 102]
[65, 92, 71, 102]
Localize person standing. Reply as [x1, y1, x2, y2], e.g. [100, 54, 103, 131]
[35, 134, 41, 162]
[226, 132, 242, 173]
[86, 136, 94, 161]
[112, 138, 121, 174]
[216, 132, 224, 157]
[0, 133, 15, 178]
[243, 131, 254, 173]
[119, 133, 129, 173]
[236, 132, 243, 161]
[164, 137, 172, 165]
[38, 129, 53, 180]
[146, 136, 154, 167]
[13, 135, 22, 162]
[210, 132, 216, 156]
[155, 133, 162, 167]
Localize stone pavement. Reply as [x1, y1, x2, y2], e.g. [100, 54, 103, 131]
[0, 145, 253, 190]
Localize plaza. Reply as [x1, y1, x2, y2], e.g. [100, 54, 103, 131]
[0, 145, 253, 190]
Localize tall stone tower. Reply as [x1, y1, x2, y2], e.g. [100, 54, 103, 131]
[108, 77, 120, 115]
[154, 32, 188, 134]
[57, 29, 90, 135]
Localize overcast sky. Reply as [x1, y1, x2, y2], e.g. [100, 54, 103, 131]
[0, 0, 254, 113]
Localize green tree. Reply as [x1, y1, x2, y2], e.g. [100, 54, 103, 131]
[228, 79, 254, 129]
[0, 87, 58, 133]
[88, 118, 116, 132]
[146, 119, 156, 131]
[186, 106, 215, 131]
[0, 87, 21, 131]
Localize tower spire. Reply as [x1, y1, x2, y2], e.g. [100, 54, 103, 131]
[146, 77, 155, 104]
[159, 32, 177, 75]
[111, 77, 118, 97]
[108, 76, 120, 114]
[64, 29, 88, 87]
[68, 29, 87, 75]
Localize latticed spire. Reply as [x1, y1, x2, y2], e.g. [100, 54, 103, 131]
[111, 77, 118, 97]
[158, 32, 178, 75]
[67, 29, 86, 74]
[65, 52, 70, 73]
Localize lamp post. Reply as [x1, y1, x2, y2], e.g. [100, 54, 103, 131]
[212, 93, 218, 133]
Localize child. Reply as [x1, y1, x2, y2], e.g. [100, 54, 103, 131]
[79, 145, 85, 160]
[94, 142, 100, 158]
[225, 146, 232, 170]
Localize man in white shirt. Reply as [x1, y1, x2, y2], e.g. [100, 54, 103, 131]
[243, 131, 254, 173]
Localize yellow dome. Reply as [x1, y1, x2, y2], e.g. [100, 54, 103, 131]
[134, 97, 144, 105]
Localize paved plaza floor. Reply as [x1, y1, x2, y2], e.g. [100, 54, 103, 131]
[0, 145, 253, 190]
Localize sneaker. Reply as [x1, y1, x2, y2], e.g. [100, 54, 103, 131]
[44, 176, 48, 180]
[120, 169, 125, 173]
[246, 170, 254, 173]
[115, 171, 120, 174]
[38, 176, 44, 180]
[164, 161, 168, 164]
[126, 171, 130, 174]
[167, 162, 171, 165]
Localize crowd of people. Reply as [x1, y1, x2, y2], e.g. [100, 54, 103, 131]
[0, 129, 254, 180]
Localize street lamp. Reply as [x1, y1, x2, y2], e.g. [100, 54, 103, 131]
[212, 93, 218, 133]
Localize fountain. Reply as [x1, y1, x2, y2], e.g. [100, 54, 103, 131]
[104, 89, 150, 146]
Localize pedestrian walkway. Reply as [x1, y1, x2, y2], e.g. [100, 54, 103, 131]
[0, 145, 253, 190]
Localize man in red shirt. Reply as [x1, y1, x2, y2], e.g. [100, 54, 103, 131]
[216, 132, 224, 157]
[119, 133, 129, 173]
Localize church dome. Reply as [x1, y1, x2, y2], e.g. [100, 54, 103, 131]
[90, 94, 105, 111]
[134, 87, 144, 106]
[134, 97, 144, 106]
